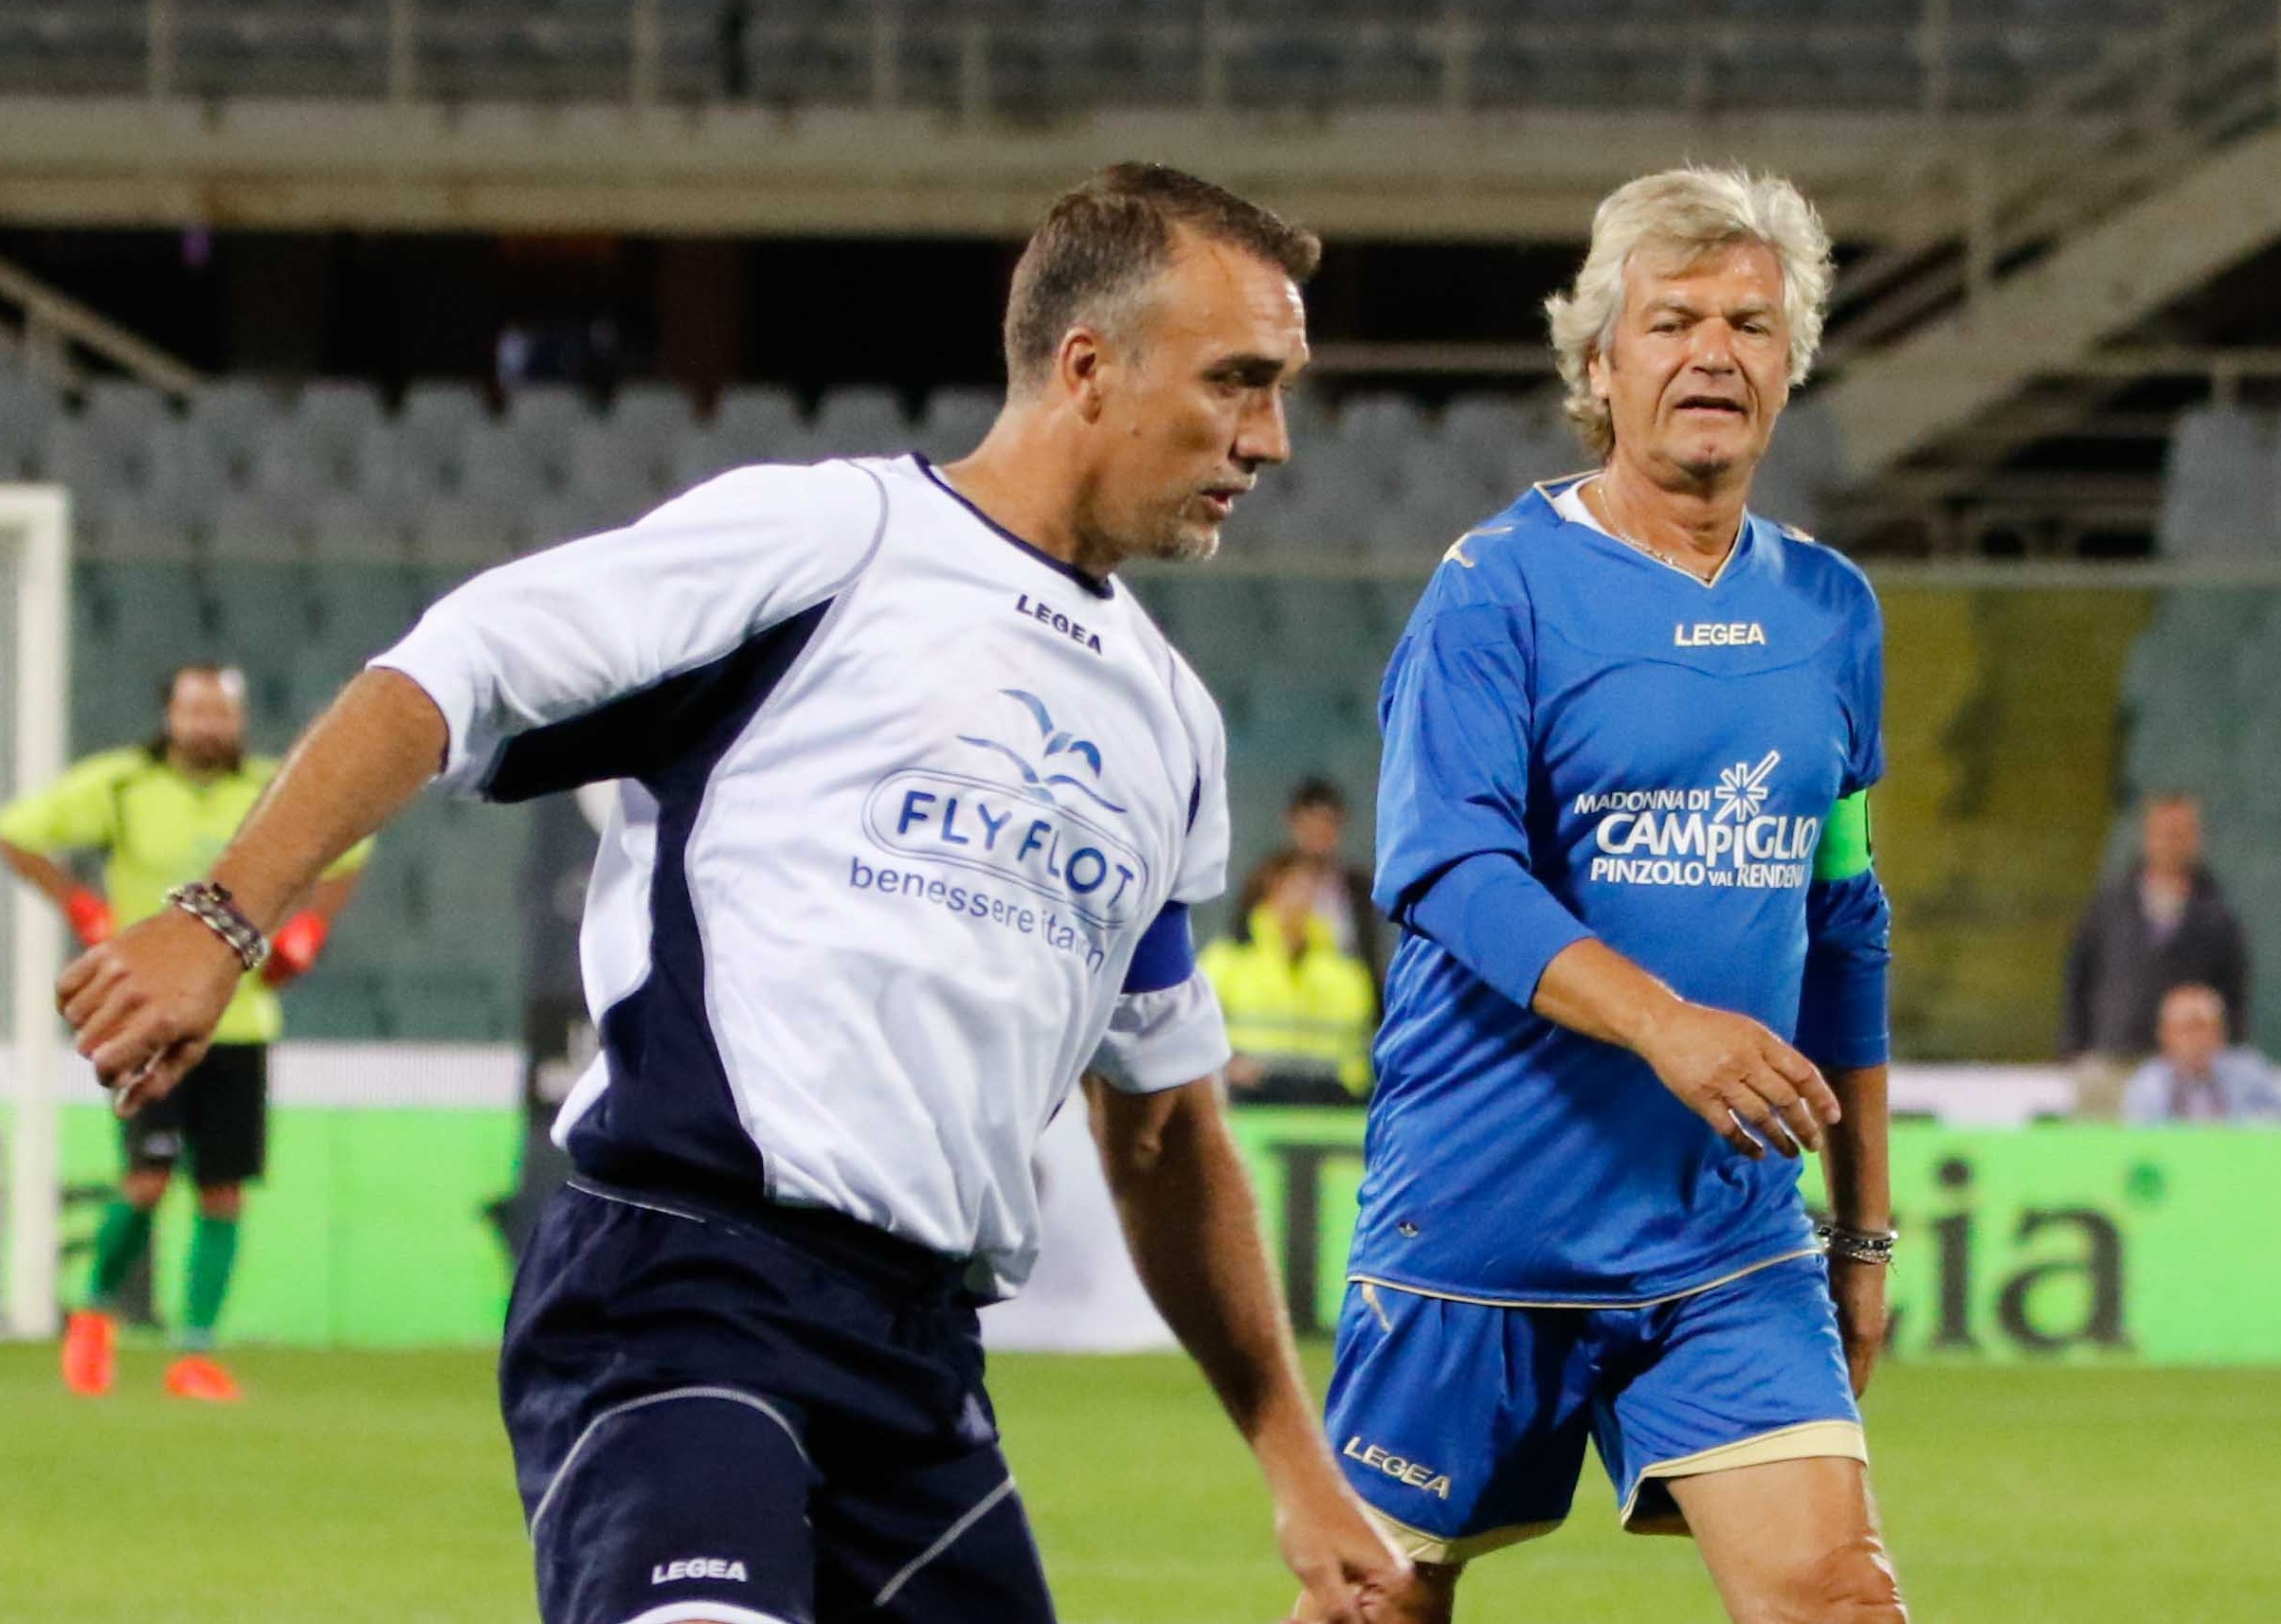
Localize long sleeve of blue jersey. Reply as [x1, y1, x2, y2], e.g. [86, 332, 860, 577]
[1374, 600, 1594, 1011]
[1794, 597, 1892, 1071]
[1795, 867, 1892, 1069]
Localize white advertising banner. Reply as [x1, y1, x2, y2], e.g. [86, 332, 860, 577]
[980, 1091, 1177, 1354]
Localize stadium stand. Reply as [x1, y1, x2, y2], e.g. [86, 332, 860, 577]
[0, 2, 2181, 117]
[2116, 582, 2281, 1057]
[0, 332, 1996, 1050]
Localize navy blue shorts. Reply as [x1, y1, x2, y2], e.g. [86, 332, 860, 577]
[1324, 1254, 1865, 1562]
[499, 1178, 1055, 1624]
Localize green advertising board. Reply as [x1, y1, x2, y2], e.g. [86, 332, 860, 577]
[1227, 1109, 2281, 1365]
[54, 1103, 519, 1346]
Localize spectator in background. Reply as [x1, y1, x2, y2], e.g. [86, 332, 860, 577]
[2064, 793, 2250, 1117]
[1202, 852, 1377, 1106]
[1232, 777, 1386, 997]
[2122, 984, 2281, 1125]
[0, 664, 371, 1401]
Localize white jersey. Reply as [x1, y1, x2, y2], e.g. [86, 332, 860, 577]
[374, 455, 1233, 1293]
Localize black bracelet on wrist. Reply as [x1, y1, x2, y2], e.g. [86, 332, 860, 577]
[1817, 1221, 1897, 1265]
[165, 881, 270, 973]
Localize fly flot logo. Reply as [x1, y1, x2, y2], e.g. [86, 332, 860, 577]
[1675, 621, 1768, 647]
[1576, 749, 1820, 891]
[652, 1558, 749, 1584]
[860, 689, 1150, 934]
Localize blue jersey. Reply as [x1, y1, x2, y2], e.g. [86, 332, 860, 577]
[1353, 477, 1891, 1305]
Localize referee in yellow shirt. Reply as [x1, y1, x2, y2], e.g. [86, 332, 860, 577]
[0, 663, 370, 1401]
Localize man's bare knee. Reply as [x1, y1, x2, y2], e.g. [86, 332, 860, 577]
[1374, 1559, 1463, 1624]
[1760, 1536, 1906, 1624]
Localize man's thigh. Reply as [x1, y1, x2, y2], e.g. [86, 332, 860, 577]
[813, 1440, 1054, 1624]
[1594, 1254, 1864, 1537]
[1669, 1455, 1905, 1624]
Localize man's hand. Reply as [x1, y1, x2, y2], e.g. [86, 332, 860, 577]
[57, 909, 244, 1115]
[1828, 1254, 1888, 1398]
[1633, 1001, 1839, 1160]
[1275, 1469, 1410, 1624]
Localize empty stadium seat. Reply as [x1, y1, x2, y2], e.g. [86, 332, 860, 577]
[391, 381, 492, 498]
[410, 494, 525, 567]
[205, 492, 310, 564]
[809, 387, 912, 458]
[915, 386, 1000, 462]
[708, 384, 806, 465]
[2159, 406, 2277, 558]
[0, 374, 57, 480]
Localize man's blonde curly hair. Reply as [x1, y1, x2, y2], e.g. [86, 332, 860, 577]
[1545, 167, 1834, 460]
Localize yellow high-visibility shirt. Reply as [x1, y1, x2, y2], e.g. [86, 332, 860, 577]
[0, 746, 372, 1044]
[1200, 905, 1378, 1097]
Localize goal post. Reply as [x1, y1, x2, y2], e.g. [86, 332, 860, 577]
[0, 483, 70, 1341]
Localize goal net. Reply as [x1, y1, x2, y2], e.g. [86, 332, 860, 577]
[0, 484, 70, 1341]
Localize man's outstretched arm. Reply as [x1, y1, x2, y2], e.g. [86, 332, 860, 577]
[58, 670, 445, 1104]
[1089, 1074, 1407, 1624]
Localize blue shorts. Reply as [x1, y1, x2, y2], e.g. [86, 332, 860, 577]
[1323, 1254, 1864, 1562]
[499, 1178, 1055, 1624]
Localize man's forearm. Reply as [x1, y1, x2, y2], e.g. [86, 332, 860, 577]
[1820, 1063, 1892, 1228]
[1530, 936, 1687, 1054]
[1, 839, 84, 911]
[1093, 1078, 1337, 1494]
[210, 670, 446, 931]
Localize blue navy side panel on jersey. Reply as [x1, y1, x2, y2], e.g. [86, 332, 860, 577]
[480, 601, 831, 803]
[1353, 488, 1883, 1302]
[560, 602, 833, 1205]
[1121, 902, 1196, 996]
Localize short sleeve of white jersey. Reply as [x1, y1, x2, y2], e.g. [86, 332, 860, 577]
[1094, 968, 1232, 1094]
[1086, 653, 1234, 1093]
[1168, 657, 1232, 906]
[371, 461, 885, 796]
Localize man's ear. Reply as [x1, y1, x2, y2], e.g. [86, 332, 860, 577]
[1058, 326, 1112, 424]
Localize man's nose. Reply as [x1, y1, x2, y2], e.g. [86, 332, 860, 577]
[1236, 392, 1293, 468]
[1689, 324, 1740, 372]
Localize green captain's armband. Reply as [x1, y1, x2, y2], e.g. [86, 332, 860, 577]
[1812, 791, 1874, 883]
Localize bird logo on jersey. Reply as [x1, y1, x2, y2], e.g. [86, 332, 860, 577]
[958, 689, 1128, 815]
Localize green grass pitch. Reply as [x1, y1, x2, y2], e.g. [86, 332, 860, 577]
[3, 1344, 2275, 1622]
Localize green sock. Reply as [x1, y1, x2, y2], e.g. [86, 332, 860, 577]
[183, 1213, 240, 1346]
[88, 1200, 153, 1308]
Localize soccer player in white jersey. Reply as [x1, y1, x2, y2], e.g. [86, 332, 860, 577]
[59, 165, 1406, 1624]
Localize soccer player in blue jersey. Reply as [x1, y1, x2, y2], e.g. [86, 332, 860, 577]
[59, 166, 1404, 1624]
[1313, 167, 1908, 1623]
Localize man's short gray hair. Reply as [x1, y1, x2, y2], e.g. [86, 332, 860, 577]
[1544, 167, 1834, 460]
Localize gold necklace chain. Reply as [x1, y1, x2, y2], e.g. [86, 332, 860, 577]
[1583, 476, 1706, 579]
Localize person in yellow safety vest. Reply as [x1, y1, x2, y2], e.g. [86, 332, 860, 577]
[1200, 851, 1378, 1106]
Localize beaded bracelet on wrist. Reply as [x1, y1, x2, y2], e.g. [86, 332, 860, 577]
[165, 881, 269, 973]
[1817, 1221, 1898, 1265]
